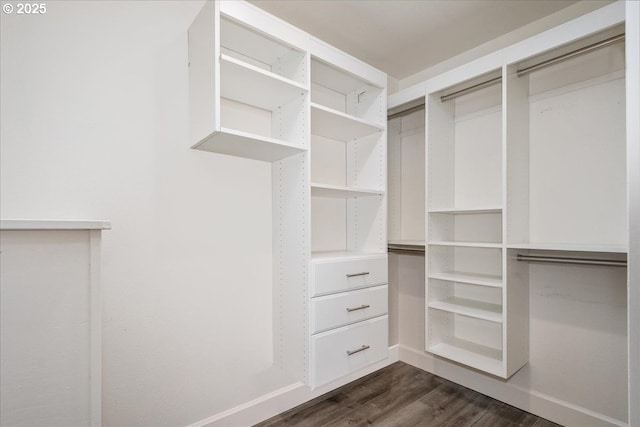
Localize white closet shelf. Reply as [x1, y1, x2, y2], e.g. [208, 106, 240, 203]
[0, 219, 111, 230]
[311, 183, 384, 198]
[311, 251, 387, 261]
[428, 272, 503, 288]
[428, 207, 502, 215]
[428, 241, 502, 249]
[429, 298, 502, 323]
[195, 128, 306, 162]
[311, 103, 383, 142]
[388, 240, 425, 247]
[428, 338, 503, 377]
[311, 58, 382, 98]
[221, 54, 307, 111]
[507, 242, 628, 253]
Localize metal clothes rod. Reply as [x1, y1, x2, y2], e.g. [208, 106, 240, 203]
[517, 34, 625, 77]
[516, 254, 627, 267]
[387, 103, 425, 120]
[440, 76, 502, 103]
[436, 33, 624, 103]
[388, 245, 425, 255]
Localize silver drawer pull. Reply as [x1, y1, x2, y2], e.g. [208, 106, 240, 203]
[346, 304, 370, 312]
[347, 345, 370, 356]
[346, 272, 370, 278]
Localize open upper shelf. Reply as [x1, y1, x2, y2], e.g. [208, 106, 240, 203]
[428, 241, 502, 249]
[311, 103, 383, 142]
[221, 54, 307, 111]
[195, 128, 306, 162]
[428, 207, 502, 215]
[428, 271, 503, 288]
[311, 183, 384, 198]
[429, 298, 502, 323]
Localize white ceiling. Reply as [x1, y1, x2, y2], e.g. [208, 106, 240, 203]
[249, 0, 579, 80]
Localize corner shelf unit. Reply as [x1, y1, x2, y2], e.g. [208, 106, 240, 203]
[188, 2, 310, 162]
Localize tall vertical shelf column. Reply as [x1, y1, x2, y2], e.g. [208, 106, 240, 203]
[425, 70, 528, 378]
[308, 39, 389, 388]
[188, 1, 390, 391]
[187, 0, 311, 385]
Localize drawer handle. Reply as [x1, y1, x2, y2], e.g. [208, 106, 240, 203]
[346, 272, 370, 278]
[346, 304, 370, 312]
[347, 345, 370, 356]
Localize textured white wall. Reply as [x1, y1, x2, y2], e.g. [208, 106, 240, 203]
[0, 2, 293, 425]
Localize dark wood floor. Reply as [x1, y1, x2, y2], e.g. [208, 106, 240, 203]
[255, 362, 561, 427]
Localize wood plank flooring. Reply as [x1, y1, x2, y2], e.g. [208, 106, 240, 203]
[255, 362, 561, 427]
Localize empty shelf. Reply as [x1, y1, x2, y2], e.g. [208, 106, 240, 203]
[429, 298, 502, 323]
[428, 241, 502, 249]
[311, 183, 384, 197]
[428, 207, 502, 215]
[428, 272, 503, 288]
[221, 54, 307, 111]
[428, 338, 503, 377]
[195, 128, 306, 162]
[311, 251, 386, 261]
[311, 103, 383, 141]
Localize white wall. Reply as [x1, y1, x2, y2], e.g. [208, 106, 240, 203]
[0, 2, 296, 425]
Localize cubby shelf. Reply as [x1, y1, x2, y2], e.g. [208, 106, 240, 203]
[311, 250, 387, 261]
[311, 183, 384, 198]
[311, 103, 383, 142]
[221, 54, 308, 110]
[195, 128, 306, 162]
[427, 241, 502, 248]
[428, 339, 503, 377]
[428, 207, 502, 215]
[428, 271, 503, 288]
[429, 298, 502, 323]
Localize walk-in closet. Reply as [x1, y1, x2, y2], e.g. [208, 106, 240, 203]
[1, 1, 638, 426]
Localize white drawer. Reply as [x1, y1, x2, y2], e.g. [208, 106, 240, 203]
[311, 255, 388, 297]
[311, 285, 388, 334]
[310, 315, 388, 388]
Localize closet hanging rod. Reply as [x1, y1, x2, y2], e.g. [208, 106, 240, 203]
[516, 254, 626, 267]
[387, 103, 425, 120]
[516, 33, 625, 77]
[388, 244, 425, 255]
[440, 76, 502, 103]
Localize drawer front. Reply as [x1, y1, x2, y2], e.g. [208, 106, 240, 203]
[311, 285, 388, 334]
[312, 255, 388, 297]
[311, 316, 388, 388]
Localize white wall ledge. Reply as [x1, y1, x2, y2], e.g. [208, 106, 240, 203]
[0, 219, 112, 230]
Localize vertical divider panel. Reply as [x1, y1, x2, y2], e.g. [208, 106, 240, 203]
[504, 64, 530, 377]
[272, 152, 310, 383]
[188, 1, 221, 147]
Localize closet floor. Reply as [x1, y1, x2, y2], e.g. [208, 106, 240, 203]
[254, 362, 561, 427]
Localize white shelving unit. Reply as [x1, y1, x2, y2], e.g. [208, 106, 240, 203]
[424, 21, 629, 387]
[425, 69, 522, 378]
[189, 1, 390, 391]
[188, 2, 309, 162]
[308, 43, 388, 388]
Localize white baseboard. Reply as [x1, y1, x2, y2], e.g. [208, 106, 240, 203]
[187, 344, 626, 427]
[398, 345, 627, 427]
[188, 345, 400, 427]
